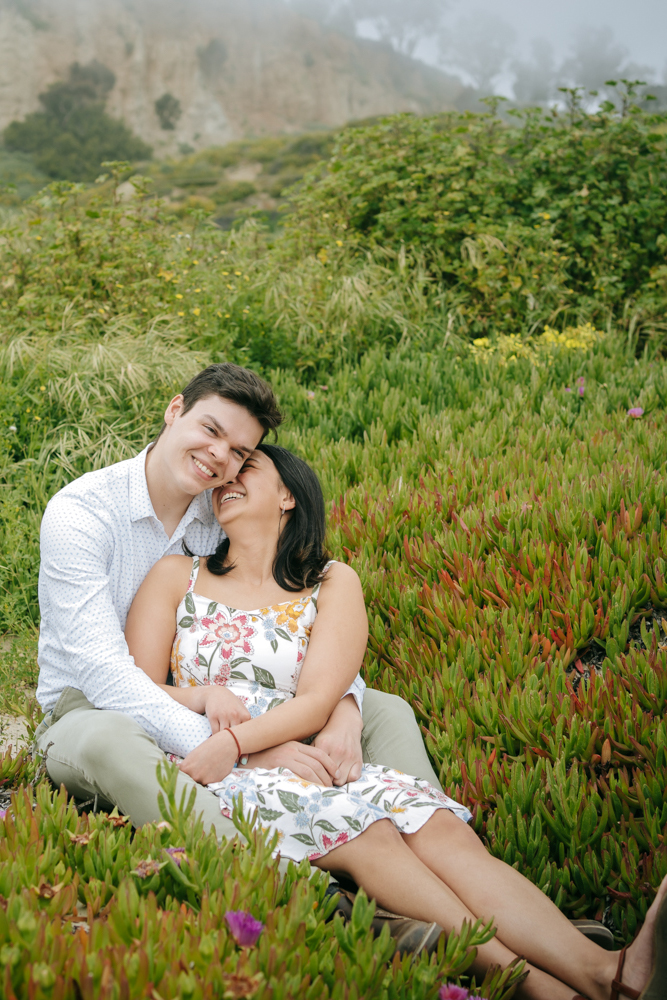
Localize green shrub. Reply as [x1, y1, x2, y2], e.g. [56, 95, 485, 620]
[287, 106, 667, 344]
[3, 61, 151, 182]
[212, 180, 258, 205]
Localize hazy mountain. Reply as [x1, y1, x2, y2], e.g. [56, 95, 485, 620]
[0, 0, 462, 154]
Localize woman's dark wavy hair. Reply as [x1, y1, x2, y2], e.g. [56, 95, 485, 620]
[206, 444, 330, 591]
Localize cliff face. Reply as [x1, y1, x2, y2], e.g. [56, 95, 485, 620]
[0, 0, 461, 154]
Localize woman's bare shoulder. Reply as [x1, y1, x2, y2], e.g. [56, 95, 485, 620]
[142, 554, 193, 592]
[318, 560, 362, 595]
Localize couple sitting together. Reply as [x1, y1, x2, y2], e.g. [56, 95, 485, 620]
[35, 363, 664, 1000]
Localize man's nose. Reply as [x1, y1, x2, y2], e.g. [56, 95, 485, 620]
[207, 438, 231, 473]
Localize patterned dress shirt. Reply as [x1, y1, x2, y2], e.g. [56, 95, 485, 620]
[37, 447, 365, 758]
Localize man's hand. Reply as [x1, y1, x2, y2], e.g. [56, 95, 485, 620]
[203, 685, 251, 733]
[179, 729, 238, 785]
[243, 742, 339, 786]
[313, 694, 363, 785]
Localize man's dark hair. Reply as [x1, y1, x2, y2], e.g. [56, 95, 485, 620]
[172, 362, 282, 438]
[207, 444, 329, 591]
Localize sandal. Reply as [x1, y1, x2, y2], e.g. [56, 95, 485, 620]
[611, 889, 667, 1000]
[611, 949, 640, 1000]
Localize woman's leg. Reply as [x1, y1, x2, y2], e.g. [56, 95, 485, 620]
[312, 819, 583, 1000]
[403, 809, 666, 1000]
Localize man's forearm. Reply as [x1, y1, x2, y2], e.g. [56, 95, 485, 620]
[321, 693, 364, 735]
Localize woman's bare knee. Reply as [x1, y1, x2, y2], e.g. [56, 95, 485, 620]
[404, 809, 483, 854]
[312, 819, 404, 877]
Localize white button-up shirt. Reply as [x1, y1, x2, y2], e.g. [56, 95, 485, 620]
[37, 447, 364, 758]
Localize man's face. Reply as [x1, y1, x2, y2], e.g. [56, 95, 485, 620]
[160, 394, 264, 496]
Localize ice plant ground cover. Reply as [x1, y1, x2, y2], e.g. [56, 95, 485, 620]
[1, 103, 667, 996]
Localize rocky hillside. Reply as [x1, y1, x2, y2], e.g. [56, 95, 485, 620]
[0, 0, 462, 154]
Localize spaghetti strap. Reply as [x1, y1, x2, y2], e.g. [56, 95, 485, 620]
[311, 559, 336, 607]
[186, 556, 201, 593]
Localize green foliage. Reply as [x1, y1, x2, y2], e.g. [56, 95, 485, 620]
[3, 61, 151, 182]
[154, 93, 182, 131]
[0, 764, 519, 999]
[288, 107, 667, 344]
[1, 105, 667, 992]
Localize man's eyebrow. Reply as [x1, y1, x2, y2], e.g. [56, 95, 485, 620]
[202, 415, 254, 455]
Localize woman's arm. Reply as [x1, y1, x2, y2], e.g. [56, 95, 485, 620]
[125, 556, 252, 731]
[124, 556, 208, 712]
[180, 561, 368, 784]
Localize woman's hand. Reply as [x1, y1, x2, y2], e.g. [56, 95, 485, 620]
[203, 685, 251, 733]
[179, 729, 239, 785]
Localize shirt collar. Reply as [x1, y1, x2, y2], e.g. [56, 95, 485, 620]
[128, 445, 216, 529]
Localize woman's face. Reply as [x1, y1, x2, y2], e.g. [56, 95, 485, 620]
[212, 450, 293, 531]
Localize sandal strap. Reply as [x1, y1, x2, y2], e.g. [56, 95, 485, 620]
[611, 948, 641, 1000]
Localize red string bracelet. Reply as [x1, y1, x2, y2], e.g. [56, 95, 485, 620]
[224, 727, 243, 763]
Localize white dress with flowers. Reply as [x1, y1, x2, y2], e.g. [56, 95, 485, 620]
[170, 557, 471, 862]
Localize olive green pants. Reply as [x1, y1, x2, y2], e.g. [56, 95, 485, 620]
[34, 687, 441, 843]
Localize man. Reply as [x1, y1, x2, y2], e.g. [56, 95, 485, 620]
[35, 362, 441, 840]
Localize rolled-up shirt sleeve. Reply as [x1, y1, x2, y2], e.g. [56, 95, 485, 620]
[38, 496, 212, 758]
[343, 674, 365, 712]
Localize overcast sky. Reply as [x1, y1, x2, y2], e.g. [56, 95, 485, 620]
[355, 0, 667, 84]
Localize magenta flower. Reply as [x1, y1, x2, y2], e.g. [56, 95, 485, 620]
[578, 385, 585, 396]
[564, 387, 572, 393]
[439, 986, 469, 1000]
[627, 407, 644, 418]
[225, 910, 264, 947]
[165, 847, 188, 867]
[576, 376, 585, 385]
[0, 809, 7, 820]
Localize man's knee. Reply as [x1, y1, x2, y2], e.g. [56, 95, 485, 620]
[363, 689, 417, 724]
[39, 707, 160, 799]
[74, 710, 156, 771]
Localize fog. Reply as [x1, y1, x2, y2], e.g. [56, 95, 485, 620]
[286, 0, 667, 106]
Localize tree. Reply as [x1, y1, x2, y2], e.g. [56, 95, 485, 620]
[3, 61, 151, 182]
[155, 93, 182, 130]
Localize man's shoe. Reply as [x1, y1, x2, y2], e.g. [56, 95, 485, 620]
[324, 884, 442, 956]
[371, 907, 443, 956]
[569, 919, 614, 951]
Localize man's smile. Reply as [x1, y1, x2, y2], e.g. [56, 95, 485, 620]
[193, 457, 216, 478]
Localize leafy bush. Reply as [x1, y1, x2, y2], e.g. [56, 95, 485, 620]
[3, 61, 151, 182]
[288, 104, 667, 344]
[212, 180, 258, 205]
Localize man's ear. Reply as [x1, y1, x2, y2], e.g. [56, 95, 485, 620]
[164, 394, 185, 427]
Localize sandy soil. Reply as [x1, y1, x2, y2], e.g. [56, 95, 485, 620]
[0, 714, 30, 755]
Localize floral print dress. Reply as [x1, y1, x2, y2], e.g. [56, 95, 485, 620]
[171, 557, 471, 863]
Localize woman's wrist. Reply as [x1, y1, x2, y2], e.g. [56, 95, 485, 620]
[223, 726, 249, 766]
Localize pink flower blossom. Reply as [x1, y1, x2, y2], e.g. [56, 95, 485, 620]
[225, 910, 264, 947]
[627, 407, 644, 418]
[564, 387, 572, 393]
[439, 986, 469, 1000]
[0, 809, 7, 820]
[165, 847, 188, 867]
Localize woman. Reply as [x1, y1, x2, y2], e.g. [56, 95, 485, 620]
[126, 444, 665, 1000]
